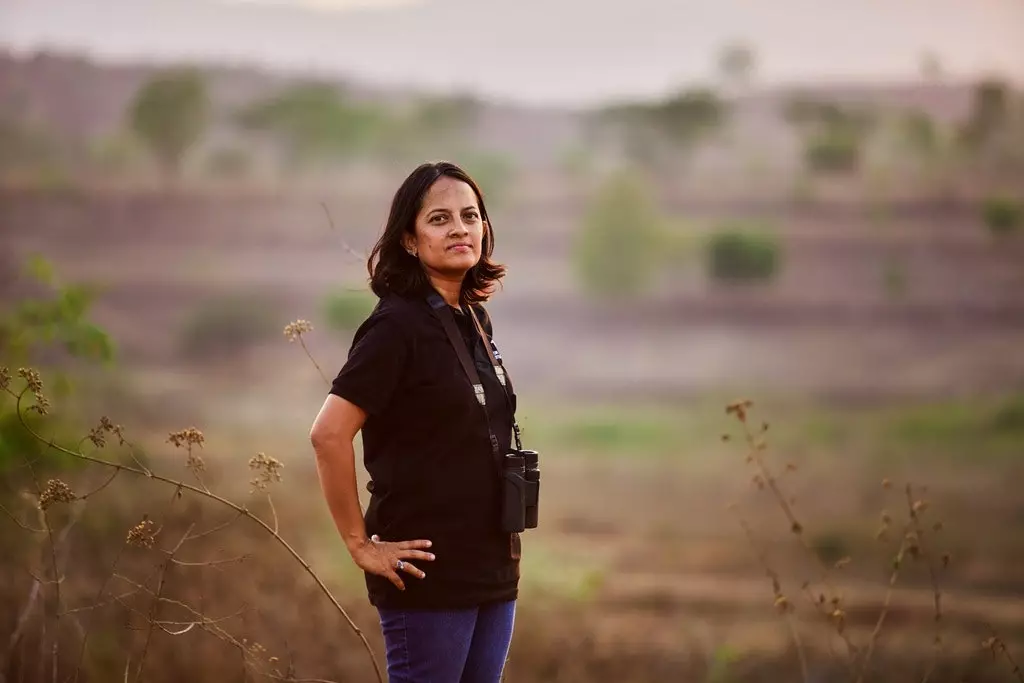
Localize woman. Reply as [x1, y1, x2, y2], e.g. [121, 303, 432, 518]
[309, 161, 524, 683]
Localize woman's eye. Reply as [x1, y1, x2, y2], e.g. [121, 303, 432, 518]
[464, 212, 479, 222]
[430, 214, 447, 224]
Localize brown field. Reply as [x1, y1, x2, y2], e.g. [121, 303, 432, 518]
[2, 183, 1024, 683]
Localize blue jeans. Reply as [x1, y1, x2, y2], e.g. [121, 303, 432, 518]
[376, 600, 516, 683]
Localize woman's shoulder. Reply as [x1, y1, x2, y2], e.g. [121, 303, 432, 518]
[355, 291, 439, 343]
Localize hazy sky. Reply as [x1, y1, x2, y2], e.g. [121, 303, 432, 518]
[2, 0, 1022, 105]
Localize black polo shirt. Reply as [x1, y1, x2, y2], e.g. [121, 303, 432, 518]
[329, 287, 519, 610]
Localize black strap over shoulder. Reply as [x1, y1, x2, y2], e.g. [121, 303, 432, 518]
[426, 293, 523, 459]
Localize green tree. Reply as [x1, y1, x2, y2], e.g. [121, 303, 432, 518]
[128, 68, 209, 178]
[784, 96, 875, 176]
[595, 88, 728, 173]
[573, 170, 665, 298]
[236, 83, 390, 170]
[705, 223, 781, 283]
[1, 256, 115, 469]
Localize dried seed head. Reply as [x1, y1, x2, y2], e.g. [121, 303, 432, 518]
[126, 517, 157, 549]
[168, 428, 206, 475]
[283, 319, 313, 342]
[39, 479, 75, 509]
[912, 500, 929, 514]
[249, 452, 284, 492]
[942, 552, 951, 568]
[17, 368, 44, 394]
[882, 478, 892, 489]
[88, 416, 125, 448]
[725, 399, 753, 423]
[167, 427, 205, 449]
[831, 608, 846, 633]
[28, 395, 51, 415]
[0, 366, 10, 390]
[834, 557, 852, 569]
[881, 511, 892, 524]
[790, 521, 803, 534]
[774, 595, 791, 613]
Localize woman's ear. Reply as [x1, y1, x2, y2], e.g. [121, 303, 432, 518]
[401, 233, 417, 257]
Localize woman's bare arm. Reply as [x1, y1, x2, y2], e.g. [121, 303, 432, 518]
[309, 394, 433, 590]
[309, 394, 371, 552]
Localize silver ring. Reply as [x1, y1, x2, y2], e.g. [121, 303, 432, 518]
[395, 560, 405, 571]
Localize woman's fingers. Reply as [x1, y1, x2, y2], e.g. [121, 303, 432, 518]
[384, 567, 406, 591]
[398, 549, 436, 562]
[396, 560, 425, 579]
[395, 539, 433, 550]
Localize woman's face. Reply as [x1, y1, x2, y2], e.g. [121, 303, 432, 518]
[403, 176, 485, 278]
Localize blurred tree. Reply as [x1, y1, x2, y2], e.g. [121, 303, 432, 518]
[1, 255, 115, 470]
[981, 195, 1022, 237]
[376, 95, 481, 166]
[573, 169, 665, 298]
[128, 68, 209, 179]
[958, 78, 1010, 154]
[784, 95, 875, 176]
[717, 42, 757, 93]
[236, 83, 389, 170]
[596, 88, 728, 174]
[705, 224, 780, 284]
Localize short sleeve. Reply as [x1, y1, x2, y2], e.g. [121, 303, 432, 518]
[329, 313, 410, 416]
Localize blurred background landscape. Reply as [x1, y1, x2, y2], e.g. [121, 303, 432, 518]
[2, 1, 1023, 681]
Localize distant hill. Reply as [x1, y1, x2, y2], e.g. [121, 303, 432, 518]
[0, 49, 981, 171]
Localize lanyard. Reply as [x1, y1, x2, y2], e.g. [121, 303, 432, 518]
[425, 293, 523, 461]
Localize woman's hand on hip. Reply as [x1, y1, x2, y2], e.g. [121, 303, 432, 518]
[350, 535, 435, 591]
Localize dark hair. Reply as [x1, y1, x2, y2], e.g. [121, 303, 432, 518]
[367, 161, 506, 305]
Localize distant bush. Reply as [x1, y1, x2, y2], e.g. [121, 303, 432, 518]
[573, 169, 665, 298]
[803, 128, 861, 174]
[706, 225, 781, 283]
[178, 293, 281, 360]
[322, 288, 377, 332]
[981, 196, 1022, 236]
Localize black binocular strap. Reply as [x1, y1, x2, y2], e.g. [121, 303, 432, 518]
[466, 305, 524, 452]
[425, 294, 522, 459]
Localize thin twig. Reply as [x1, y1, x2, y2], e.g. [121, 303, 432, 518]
[267, 494, 279, 536]
[320, 202, 366, 262]
[734, 512, 809, 683]
[171, 554, 250, 568]
[298, 337, 330, 387]
[854, 529, 913, 683]
[184, 511, 244, 542]
[78, 469, 120, 500]
[734, 412, 860, 662]
[0, 500, 45, 532]
[134, 520, 194, 683]
[904, 483, 945, 683]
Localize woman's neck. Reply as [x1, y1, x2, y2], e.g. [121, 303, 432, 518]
[428, 274, 462, 308]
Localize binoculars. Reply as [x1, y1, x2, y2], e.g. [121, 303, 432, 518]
[500, 449, 540, 533]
